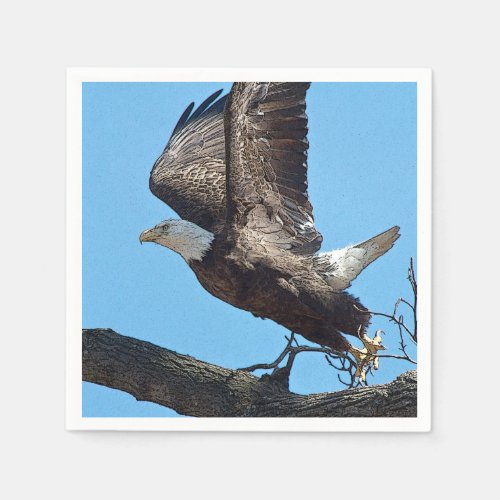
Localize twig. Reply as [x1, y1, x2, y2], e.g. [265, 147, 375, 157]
[408, 257, 418, 342]
[240, 333, 363, 389]
[354, 304, 414, 338]
[240, 332, 296, 372]
[377, 354, 417, 364]
[353, 258, 418, 366]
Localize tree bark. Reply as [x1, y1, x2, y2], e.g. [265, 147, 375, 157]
[82, 328, 417, 417]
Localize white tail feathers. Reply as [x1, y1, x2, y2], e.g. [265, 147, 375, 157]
[315, 226, 400, 290]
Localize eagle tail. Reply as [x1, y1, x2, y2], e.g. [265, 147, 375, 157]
[355, 225, 401, 267]
[315, 226, 400, 290]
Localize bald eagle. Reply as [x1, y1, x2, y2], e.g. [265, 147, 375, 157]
[140, 83, 399, 361]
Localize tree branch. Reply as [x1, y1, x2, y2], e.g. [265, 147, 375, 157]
[82, 328, 417, 418]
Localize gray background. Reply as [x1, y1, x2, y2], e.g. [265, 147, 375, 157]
[2, 0, 497, 498]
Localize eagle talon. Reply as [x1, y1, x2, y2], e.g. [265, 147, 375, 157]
[348, 329, 386, 382]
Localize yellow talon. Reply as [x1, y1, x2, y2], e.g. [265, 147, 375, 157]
[349, 329, 386, 381]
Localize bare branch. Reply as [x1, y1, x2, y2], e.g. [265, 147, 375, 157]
[377, 353, 417, 364]
[352, 258, 418, 368]
[82, 328, 417, 418]
[354, 304, 414, 338]
[240, 333, 297, 372]
[408, 257, 418, 342]
[241, 332, 363, 389]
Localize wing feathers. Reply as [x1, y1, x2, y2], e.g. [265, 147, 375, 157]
[171, 102, 195, 137]
[189, 89, 224, 121]
[224, 82, 322, 255]
[150, 90, 228, 233]
[150, 82, 322, 253]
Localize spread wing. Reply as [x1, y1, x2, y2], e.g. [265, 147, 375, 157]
[150, 90, 227, 234]
[224, 82, 323, 255]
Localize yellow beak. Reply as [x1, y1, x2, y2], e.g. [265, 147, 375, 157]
[139, 228, 158, 244]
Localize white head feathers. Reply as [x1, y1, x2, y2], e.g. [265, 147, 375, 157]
[140, 219, 214, 262]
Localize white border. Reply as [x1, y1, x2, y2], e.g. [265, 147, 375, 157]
[66, 68, 432, 432]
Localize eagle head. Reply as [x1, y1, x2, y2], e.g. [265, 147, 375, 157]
[140, 219, 214, 262]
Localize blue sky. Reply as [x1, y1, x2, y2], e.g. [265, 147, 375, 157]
[82, 82, 417, 417]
